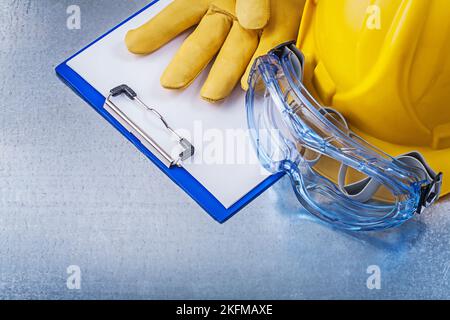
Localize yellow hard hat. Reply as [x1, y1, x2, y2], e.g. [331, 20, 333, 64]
[297, 0, 450, 196]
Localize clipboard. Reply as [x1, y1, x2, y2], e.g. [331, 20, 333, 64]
[55, 0, 284, 223]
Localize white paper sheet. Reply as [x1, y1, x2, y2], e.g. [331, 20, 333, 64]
[67, 0, 270, 209]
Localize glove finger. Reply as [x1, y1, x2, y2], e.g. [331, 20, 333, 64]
[236, 0, 270, 30]
[161, 9, 233, 90]
[241, 0, 305, 90]
[125, 0, 212, 54]
[201, 21, 258, 102]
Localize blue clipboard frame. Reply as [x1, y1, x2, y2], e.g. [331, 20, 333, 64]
[55, 0, 284, 223]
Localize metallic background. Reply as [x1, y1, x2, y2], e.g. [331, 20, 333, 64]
[0, 0, 449, 300]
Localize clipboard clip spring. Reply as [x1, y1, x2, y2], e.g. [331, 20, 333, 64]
[105, 85, 195, 168]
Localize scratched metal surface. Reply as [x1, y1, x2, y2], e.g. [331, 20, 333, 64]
[0, 0, 449, 300]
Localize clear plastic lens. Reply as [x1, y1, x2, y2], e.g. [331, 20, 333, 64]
[255, 85, 402, 227]
[250, 70, 300, 170]
[246, 47, 425, 231]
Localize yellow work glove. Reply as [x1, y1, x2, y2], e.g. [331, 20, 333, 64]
[125, 0, 305, 102]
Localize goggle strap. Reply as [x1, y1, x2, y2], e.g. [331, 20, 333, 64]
[338, 165, 382, 202]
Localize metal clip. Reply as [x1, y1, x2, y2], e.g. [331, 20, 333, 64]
[417, 172, 443, 214]
[104, 85, 195, 168]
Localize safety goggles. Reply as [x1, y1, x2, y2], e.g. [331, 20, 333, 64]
[246, 43, 443, 231]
